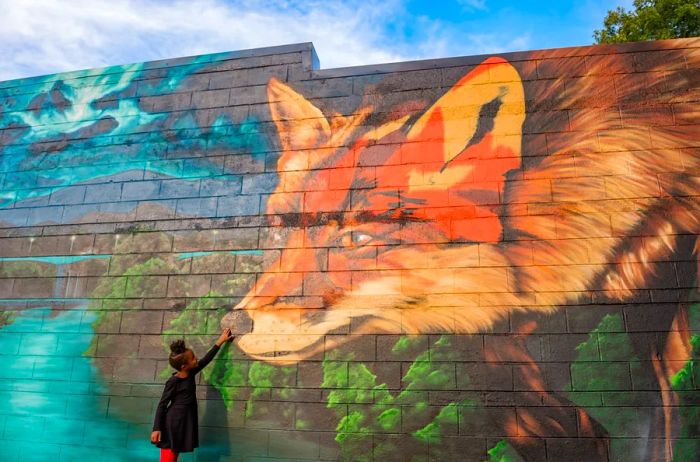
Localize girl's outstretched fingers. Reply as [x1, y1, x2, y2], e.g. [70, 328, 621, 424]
[216, 327, 233, 346]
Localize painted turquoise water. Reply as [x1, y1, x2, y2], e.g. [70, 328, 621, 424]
[0, 255, 247, 461]
[0, 305, 239, 461]
[0, 305, 161, 461]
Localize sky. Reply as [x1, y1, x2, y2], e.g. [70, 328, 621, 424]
[0, 0, 634, 82]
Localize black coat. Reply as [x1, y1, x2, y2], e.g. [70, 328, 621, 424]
[153, 344, 220, 453]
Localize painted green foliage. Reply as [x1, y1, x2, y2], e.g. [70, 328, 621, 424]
[0, 260, 56, 279]
[163, 293, 228, 361]
[568, 306, 700, 462]
[164, 291, 298, 422]
[486, 440, 522, 462]
[87, 247, 261, 418]
[669, 303, 700, 461]
[321, 335, 472, 462]
[0, 310, 14, 327]
[78, 257, 700, 462]
[86, 259, 700, 461]
[178, 316, 522, 460]
[568, 314, 643, 457]
[187, 303, 700, 461]
[88, 245, 181, 320]
[170, 329, 492, 459]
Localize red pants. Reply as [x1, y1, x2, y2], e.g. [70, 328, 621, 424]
[160, 448, 179, 462]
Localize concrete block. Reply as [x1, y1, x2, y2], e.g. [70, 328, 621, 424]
[199, 175, 242, 197]
[121, 180, 161, 201]
[159, 178, 200, 199]
[120, 311, 164, 334]
[217, 194, 260, 217]
[49, 186, 86, 205]
[191, 89, 230, 109]
[175, 197, 218, 218]
[241, 173, 278, 194]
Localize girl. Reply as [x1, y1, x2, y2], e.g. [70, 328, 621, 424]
[151, 328, 234, 462]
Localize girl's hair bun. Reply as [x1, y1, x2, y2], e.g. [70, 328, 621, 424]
[170, 339, 187, 355]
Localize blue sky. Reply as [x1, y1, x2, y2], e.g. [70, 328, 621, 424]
[0, 0, 633, 81]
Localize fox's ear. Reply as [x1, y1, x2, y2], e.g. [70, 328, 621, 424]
[268, 78, 331, 153]
[406, 57, 524, 167]
[392, 58, 525, 243]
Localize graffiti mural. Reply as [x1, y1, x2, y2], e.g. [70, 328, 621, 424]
[0, 40, 698, 461]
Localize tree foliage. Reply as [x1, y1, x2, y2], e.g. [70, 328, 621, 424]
[594, 0, 700, 44]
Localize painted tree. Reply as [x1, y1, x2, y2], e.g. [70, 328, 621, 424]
[594, 0, 700, 43]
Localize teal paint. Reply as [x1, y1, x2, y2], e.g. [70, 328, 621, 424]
[0, 252, 261, 264]
[0, 255, 111, 265]
[0, 54, 271, 213]
[9, 64, 155, 139]
[0, 304, 237, 461]
[0, 298, 92, 303]
[0, 306, 154, 459]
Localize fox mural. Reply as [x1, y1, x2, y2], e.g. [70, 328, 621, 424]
[1, 40, 698, 461]
[222, 53, 698, 460]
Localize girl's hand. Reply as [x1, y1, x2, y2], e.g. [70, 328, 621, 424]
[150, 431, 161, 444]
[216, 327, 234, 347]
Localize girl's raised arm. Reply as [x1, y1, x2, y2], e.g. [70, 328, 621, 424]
[193, 328, 234, 374]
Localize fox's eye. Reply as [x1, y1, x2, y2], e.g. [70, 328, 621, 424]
[353, 233, 373, 246]
[340, 231, 373, 248]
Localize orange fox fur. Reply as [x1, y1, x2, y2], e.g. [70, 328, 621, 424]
[219, 45, 697, 461]
[224, 49, 697, 375]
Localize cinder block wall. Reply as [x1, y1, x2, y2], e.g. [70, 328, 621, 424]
[0, 39, 698, 462]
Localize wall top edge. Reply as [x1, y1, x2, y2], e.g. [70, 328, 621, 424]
[0, 42, 318, 89]
[312, 36, 700, 78]
[0, 36, 697, 89]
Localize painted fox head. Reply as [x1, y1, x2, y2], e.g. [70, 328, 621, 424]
[223, 57, 527, 363]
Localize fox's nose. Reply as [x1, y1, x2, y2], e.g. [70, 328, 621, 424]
[220, 309, 253, 334]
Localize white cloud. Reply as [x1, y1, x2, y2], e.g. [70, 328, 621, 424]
[0, 0, 530, 81]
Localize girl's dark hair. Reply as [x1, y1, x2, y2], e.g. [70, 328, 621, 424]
[169, 339, 190, 371]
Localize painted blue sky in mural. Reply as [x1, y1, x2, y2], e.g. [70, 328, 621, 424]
[0, 0, 633, 81]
